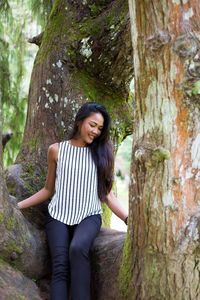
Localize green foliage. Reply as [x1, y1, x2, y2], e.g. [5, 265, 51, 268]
[1, 6, 27, 166]
[0, 0, 10, 12]
[28, 0, 53, 27]
[116, 135, 133, 170]
[192, 80, 200, 95]
[1, 1, 53, 166]
[0, 38, 10, 103]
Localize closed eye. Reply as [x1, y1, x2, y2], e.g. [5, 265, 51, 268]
[89, 122, 103, 132]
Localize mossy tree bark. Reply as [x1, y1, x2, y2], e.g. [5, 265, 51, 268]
[119, 1, 200, 299]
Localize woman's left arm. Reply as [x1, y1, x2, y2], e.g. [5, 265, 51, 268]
[105, 191, 128, 225]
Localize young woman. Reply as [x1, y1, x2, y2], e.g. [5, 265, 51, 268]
[18, 102, 128, 300]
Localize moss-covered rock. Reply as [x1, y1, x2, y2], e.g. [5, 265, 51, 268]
[0, 259, 42, 299]
[91, 228, 126, 300]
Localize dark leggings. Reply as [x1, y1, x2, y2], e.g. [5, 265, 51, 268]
[45, 213, 102, 300]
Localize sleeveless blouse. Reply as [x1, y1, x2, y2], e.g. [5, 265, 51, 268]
[48, 140, 102, 225]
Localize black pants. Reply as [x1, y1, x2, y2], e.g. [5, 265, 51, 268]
[45, 213, 102, 300]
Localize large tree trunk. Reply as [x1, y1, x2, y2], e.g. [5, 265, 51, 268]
[120, 1, 200, 299]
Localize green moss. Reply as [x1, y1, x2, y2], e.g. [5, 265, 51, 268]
[183, 79, 200, 107]
[118, 232, 132, 298]
[89, 4, 101, 15]
[5, 217, 15, 231]
[24, 162, 34, 174]
[7, 293, 26, 300]
[66, 48, 76, 62]
[36, 0, 67, 63]
[49, 0, 61, 19]
[20, 162, 45, 196]
[0, 257, 6, 266]
[142, 252, 167, 298]
[0, 212, 4, 223]
[5, 240, 23, 255]
[151, 147, 170, 163]
[106, 0, 128, 28]
[0, 213, 15, 230]
[14, 295, 26, 300]
[76, 71, 99, 99]
[145, 255, 159, 279]
[36, 0, 129, 64]
[191, 80, 200, 95]
[101, 202, 112, 227]
[28, 137, 39, 152]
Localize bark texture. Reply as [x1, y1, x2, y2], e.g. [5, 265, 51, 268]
[120, 1, 200, 299]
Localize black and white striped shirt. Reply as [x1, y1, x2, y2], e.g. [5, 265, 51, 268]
[48, 140, 102, 225]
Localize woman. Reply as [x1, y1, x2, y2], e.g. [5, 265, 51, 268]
[18, 102, 128, 300]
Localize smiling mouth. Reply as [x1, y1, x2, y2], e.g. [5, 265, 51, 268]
[89, 135, 95, 140]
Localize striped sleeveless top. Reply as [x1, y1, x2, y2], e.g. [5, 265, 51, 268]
[48, 140, 102, 225]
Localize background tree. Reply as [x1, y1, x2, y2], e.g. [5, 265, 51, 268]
[119, 1, 200, 299]
[1, 0, 53, 166]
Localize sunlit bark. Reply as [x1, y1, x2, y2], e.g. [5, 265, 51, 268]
[122, 1, 200, 299]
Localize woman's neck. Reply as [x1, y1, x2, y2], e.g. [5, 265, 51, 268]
[68, 138, 87, 148]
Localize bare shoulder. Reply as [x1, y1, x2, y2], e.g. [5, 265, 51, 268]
[48, 143, 59, 162]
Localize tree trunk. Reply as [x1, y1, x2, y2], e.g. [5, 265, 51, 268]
[119, 1, 200, 299]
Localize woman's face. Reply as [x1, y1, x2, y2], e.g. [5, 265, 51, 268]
[78, 112, 104, 145]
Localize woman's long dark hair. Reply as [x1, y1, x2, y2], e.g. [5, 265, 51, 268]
[69, 102, 114, 201]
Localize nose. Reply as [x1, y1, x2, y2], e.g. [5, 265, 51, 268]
[92, 128, 99, 136]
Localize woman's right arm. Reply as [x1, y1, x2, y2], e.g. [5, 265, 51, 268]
[17, 143, 58, 209]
